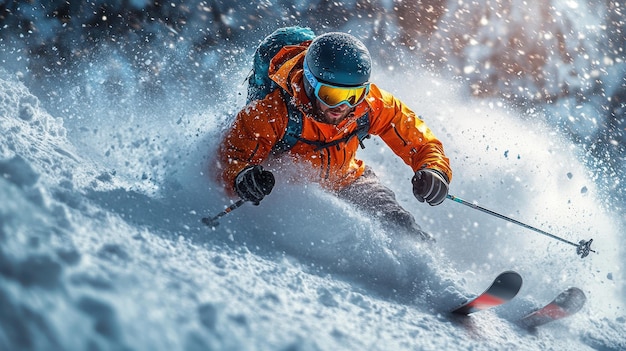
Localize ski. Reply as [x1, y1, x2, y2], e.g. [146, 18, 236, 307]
[518, 287, 586, 328]
[452, 271, 523, 315]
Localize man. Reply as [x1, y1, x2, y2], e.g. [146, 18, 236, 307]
[213, 31, 451, 241]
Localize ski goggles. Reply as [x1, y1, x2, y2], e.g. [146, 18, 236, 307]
[303, 60, 370, 108]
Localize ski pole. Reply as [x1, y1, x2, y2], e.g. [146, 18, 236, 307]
[446, 194, 596, 258]
[202, 199, 246, 227]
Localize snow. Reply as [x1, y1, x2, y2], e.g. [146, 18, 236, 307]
[1, 1, 626, 350]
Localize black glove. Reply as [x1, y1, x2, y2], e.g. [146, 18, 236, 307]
[234, 165, 275, 205]
[412, 168, 449, 206]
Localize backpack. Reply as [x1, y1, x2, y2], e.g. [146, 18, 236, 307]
[247, 26, 370, 154]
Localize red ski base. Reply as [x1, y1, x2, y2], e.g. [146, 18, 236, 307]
[452, 271, 523, 315]
[518, 287, 586, 328]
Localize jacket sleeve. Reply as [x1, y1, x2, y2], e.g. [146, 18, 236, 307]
[212, 92, 288, 196]
[367, 85, 453, 182]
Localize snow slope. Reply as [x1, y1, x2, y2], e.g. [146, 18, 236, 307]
[1, 52, 625, 351]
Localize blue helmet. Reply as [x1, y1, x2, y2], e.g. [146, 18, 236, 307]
[303, 32, 371, 99]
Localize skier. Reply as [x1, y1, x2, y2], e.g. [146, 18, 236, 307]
[212, 30, 452, 241]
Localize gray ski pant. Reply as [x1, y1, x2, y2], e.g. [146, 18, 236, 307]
[336, 166, 434, 242]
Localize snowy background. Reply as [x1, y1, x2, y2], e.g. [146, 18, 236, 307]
[1, 0, 625, 350]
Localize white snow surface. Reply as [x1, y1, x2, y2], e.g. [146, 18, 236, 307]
[0, 1, 625, 347]
[1, 52, 625, 351]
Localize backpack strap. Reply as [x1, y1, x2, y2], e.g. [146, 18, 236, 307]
[355, 112, 371, 149]
[271, 89, 304, 154]
[272, 89, 370, 154]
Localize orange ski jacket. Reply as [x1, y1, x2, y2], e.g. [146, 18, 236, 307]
[214, 42, 452, 196]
